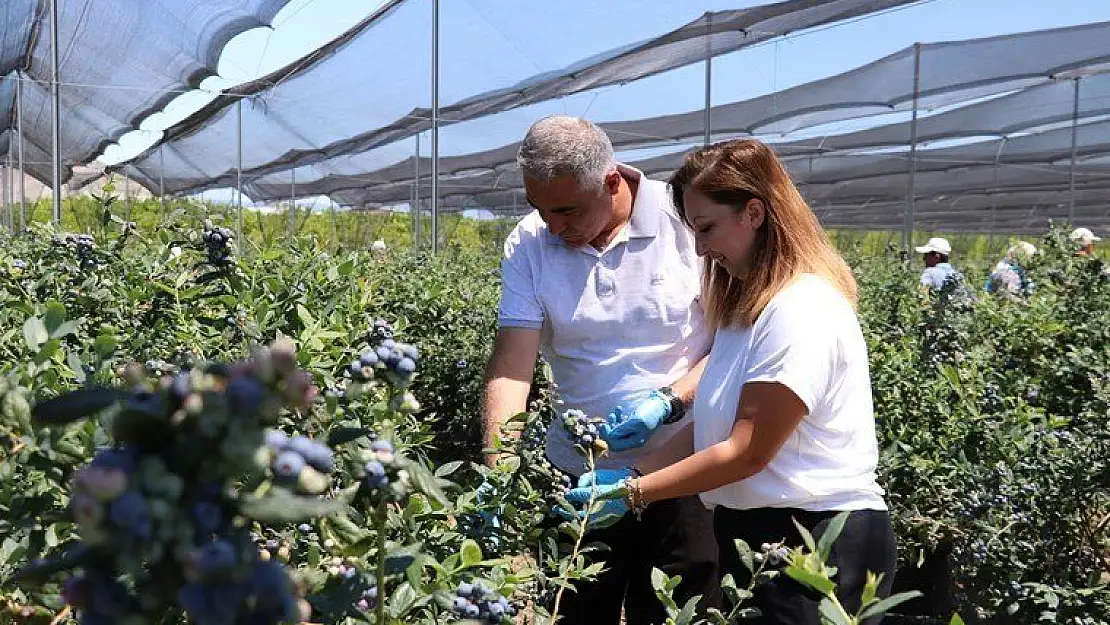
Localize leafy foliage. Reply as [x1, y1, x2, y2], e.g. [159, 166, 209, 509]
[0, 215, 1106, 624]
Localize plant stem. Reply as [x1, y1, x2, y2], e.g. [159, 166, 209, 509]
[825, 592, 855, 625]
[375, 498, 387, 625]
[550, 453, 597, 623]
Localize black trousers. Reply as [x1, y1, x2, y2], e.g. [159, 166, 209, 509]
[713, 507, 898, 625]
[551, 495, 722, 625]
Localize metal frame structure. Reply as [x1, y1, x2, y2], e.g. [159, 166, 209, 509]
[11, 4, 1105, 242]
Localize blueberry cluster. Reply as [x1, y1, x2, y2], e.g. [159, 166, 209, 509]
[360, 440, 412, 504]
[450, 581, 516, 623]
[561, 409, 609, 456]
[754, 541, 793, 567]
[61, 573, 138, 625]
[202, 221, 235, 267]
[177, 560, 307, 625]
[31, 339, 328, 625]
[535, 456, 572, 495]
[367, 318, 394, 343]
[261, 430, 335, 495]
[51, 233, 99, 270]
[11, 259, 27, 272]
[348, 337, 420, 389]
[143, 359, 179, 377]
[356, 582, 378, 612]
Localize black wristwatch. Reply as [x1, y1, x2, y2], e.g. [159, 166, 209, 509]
[656, 386, 686, 424]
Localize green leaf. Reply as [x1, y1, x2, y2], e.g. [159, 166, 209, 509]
[405, 461, 449, 506]
[43, 302, 66, 336]
[783, 564, 835, 596]
[239, 489, 345, 522]
[434, 461, 463, 477]
[791, 516, 818, 553]
[650, 567, 667, 592]
[949, 614, 967, 625]
[6, 544, 91, 585]
[858, 591, 923, 620]
[817, 511, 850, 562]
[818, 597, 852, 625]
[296, 304, 315, 328]
[674, 595, 701, 625]
[385, 543, 422, 574]
[68, 352, 86, 383]
[50, 320, 79, 340]
[387, 582, 418, 617]
[326, 426, 375, 447]
[93, 335, 118, 359]
[23, 317, 48, 351]
[32, 339, 61, 365]
[733, 539, 755, 573]
[460, 539, 482, 567]
[32, 388, 129, 425]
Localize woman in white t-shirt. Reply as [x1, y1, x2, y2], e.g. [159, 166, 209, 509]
[565, 139, 898, 625]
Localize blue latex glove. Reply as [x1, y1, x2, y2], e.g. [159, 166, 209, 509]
[576, 468, 633, 489]
[559, 479, 631, 530]
[600, 392, 672, 451]
[474, 480, 502, 546]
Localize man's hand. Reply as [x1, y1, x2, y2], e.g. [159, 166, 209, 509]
[600, 392, 672, 451]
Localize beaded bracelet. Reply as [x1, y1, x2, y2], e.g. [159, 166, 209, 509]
[623, 477, 648, 521]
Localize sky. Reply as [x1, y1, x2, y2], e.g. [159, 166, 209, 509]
[94, 0, 1110, 207]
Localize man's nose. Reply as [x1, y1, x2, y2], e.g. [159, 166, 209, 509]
[546, 215, 567, 236]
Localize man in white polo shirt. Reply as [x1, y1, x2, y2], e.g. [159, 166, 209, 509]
[481, 115, 718, 625]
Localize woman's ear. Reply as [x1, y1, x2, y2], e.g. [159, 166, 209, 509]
[745, 198, 766, 229]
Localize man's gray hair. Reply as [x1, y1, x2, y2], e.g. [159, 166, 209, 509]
[517, 115, 617, 191]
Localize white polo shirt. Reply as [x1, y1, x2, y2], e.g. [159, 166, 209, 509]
[693, 274, 888, 512]
[499, 165, 712, 475]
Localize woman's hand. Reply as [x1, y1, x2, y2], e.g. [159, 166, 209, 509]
[557, 468, 632, 529]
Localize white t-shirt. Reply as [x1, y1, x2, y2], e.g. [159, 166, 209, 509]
[693, 274, 887, 511]
[499, 165, 712, 475]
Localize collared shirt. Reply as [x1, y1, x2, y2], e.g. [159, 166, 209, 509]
[694, 274, 888, 512]
[498, 164, 712, 475]
[920, 262, 959, 290]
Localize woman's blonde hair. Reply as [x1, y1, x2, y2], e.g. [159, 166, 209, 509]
[669, 139, 857, 329]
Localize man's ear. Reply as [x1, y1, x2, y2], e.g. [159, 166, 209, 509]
[746, 198, 766, 229]
[604, 170, 622, 195]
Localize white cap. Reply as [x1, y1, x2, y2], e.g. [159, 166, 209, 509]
[1007, 240, 1037, 259]
[1069, 227, 1101, 245]
[371, 239, 387, 251]
[914, 237, 952, 255]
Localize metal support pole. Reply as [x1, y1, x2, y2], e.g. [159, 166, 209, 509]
[16, 72, 25, 229]
[328, 197, 337, 245]
[7, 148, 14, 231]
[159, 144, 165, 214]
[123, 173, 132, 222]
[903, 42, 921, 252]
[50, 0, 61, 225]
[289, 166, 296, 242]
[413, 133, 421, 250]
[703, 13, 712, 147]
[430, 0, 440, 254]
[1067, 77, 1080, 225]
[2, 145, 9, 231]
[236, 98, 244, 244]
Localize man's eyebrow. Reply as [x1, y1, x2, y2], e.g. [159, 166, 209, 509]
[526, 196, 575, 213]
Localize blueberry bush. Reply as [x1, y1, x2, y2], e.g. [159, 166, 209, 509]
[0, 216, 1106, 624]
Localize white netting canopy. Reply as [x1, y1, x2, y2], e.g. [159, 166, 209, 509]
[113, 0, 920, 195]
[0, 0, 291, 185]
[105, 8, 1110, 232]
